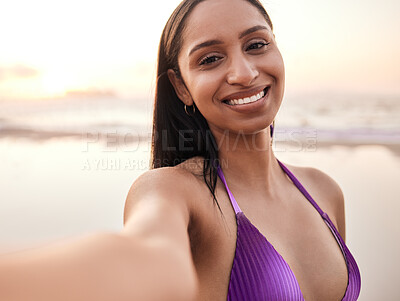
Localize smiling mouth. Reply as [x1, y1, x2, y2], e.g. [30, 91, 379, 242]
[222, 86, 270, 106]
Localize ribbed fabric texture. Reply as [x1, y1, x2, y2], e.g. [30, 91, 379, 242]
[216, 159, 361, 301]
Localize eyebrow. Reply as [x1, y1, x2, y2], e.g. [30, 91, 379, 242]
[239, 25, 269, 39]
[189, 40, 224, 57]
[189, 25, 269, 56]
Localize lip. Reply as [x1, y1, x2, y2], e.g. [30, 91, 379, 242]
[221, 86, 270, 113]
[221, 85, 270, 102]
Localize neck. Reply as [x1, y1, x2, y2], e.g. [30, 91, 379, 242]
[212, 128, 280, 193]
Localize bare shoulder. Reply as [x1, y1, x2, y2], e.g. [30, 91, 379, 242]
[123, 157, 206, 236]
[124, 164, 200, 224]
[284, 163, 346, 242]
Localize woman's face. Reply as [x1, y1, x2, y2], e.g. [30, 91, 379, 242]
[169, 0, 285, 135]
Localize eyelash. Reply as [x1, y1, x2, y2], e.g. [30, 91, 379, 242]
[199, 42, 270, 66]
[199, 55, 221, 66]
[247, 41, 270, 50]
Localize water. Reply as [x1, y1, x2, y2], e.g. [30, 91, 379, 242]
[0, 97, 153, 140]
[1, 94, 399, 145]
[278, 93, 400, 145]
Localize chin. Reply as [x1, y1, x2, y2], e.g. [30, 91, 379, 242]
[232, 120, 273, 135]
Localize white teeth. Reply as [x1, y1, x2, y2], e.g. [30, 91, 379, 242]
[226, 88, 267, 106]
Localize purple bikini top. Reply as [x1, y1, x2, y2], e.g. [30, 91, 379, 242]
[216, 159, 361, 301]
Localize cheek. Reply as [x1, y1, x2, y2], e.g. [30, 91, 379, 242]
[263, 51, 285, 80]
[188, 72, 223, 105]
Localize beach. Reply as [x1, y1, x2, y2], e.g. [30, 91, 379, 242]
[0, 96, 399, 300]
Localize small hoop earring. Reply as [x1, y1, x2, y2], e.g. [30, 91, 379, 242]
[270, 120, 275, 146]
[184, 104, 196, 116]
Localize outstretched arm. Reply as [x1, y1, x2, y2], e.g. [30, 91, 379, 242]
[0, 167, 198, 301]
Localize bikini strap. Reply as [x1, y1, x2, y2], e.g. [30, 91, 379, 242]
[276, 159, 326, 217]
[217, 160, 326, 217]
[277, 159, 351, 270]
[217, 165, 242, 214]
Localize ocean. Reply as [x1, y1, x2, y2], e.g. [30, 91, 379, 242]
[1, 93, 399, 146]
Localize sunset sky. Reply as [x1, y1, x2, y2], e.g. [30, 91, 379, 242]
[0, 0, 399, 101]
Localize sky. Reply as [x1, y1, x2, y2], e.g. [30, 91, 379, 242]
[0, 0, 399, 101]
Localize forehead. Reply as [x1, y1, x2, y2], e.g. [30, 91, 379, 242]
[180, 0, 270, 54]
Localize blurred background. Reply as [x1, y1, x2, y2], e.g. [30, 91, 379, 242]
[0, 0, 399, 299]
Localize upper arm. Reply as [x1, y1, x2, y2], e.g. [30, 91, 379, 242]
[121, 167, 198, 297]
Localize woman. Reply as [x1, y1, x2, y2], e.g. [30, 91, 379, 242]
[0, 0, 360, 300]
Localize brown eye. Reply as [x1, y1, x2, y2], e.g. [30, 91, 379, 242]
[199, 55, 222, 66]
[247, 42, 270, 51]
[200, 55, 219, 65]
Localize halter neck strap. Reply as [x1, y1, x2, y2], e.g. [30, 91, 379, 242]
[216, 159, 327, 217]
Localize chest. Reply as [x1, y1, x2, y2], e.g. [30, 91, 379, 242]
[190, 184, 348, 301]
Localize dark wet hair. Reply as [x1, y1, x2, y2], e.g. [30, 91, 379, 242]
[151, 0, 274, 214]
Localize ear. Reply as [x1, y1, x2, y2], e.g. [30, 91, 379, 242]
[167, 69, 194, 106]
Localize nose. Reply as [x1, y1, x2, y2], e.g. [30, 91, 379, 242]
[226, 53, 259, 86]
